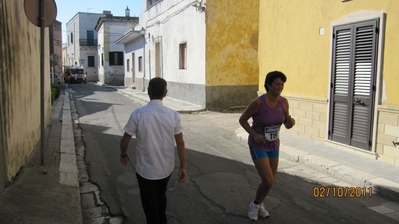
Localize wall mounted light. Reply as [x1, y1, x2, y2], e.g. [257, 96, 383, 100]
[140, 27, 145, 36]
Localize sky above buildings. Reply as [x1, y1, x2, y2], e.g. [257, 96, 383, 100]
[54, 0, 143, 43]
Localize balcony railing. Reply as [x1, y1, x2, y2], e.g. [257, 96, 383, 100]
[79, 39, 98, 47]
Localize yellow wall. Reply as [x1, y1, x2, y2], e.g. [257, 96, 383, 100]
[206, 0, 259, 86]
[0, 0, 51, 183]
[259, 0, 399, 106]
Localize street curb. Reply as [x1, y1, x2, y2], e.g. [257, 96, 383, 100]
[60, 87, 83, 224]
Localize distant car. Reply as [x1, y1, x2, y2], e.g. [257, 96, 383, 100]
[63, 65, 87, 84]
[51, 73, 61, 85]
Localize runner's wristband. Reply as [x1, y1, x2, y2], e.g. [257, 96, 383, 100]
[120, 153, 128, 158]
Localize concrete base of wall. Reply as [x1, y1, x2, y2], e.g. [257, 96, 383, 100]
[124, 77, 134, 87]
[104, 74, 124, 86]
[278, 94, 328, 143]
[278, 94, 399, 166]
[167, 81, 206, 108]
[206, 85, 258, 110]
[86, 75, 98, 82]
[166, 82, 258, 110]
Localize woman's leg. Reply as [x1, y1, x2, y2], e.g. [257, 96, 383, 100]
[253, 158, 275, 203]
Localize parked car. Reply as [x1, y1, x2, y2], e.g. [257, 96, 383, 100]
[50, 73, 61, 85]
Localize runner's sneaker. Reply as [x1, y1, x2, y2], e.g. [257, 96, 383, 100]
[248, 202, 260, 221]
[258, 203, 270, 218]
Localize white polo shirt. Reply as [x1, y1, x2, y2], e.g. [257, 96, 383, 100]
[123, 100, 182, 180]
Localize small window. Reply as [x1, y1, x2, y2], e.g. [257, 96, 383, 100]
[127, 59, 130, 71]
[101, 53, 104, 66]
[179, 43, 187, 69]
[138, 56, 143, 72]
[147, 0, 161, 10]
[109, 52, 124, 66]
[70, 33, 73, 43]
[88, 56, 95, 67]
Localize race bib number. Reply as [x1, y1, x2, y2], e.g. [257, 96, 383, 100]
[264, 125, 281, 141]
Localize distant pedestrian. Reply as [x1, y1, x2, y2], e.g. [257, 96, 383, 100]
[120, 77, 187, 224]
[239, 71, 295, 221]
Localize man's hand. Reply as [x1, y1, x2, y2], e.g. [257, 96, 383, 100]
[177, 168, 187, 183]
[120, 153, 130, 166]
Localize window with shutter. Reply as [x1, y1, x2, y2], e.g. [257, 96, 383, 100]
[329, 19, 379, 151]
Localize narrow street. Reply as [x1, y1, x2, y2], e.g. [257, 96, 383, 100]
[70, 83, 399, 224]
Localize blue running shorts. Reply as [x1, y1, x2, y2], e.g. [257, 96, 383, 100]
[249, 146, 279, 160]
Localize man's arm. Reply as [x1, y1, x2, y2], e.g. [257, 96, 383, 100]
[174, 132, 187, 183]
[120, 132, 132, 166]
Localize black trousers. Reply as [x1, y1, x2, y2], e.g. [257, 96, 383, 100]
[136, 172, 172, 224]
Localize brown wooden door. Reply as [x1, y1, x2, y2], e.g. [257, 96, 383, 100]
[329, 19, 379, 151]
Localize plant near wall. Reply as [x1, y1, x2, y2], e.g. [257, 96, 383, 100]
[51, 83, 61, 103]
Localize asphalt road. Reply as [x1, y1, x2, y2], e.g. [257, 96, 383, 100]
[70, 83, 399, 224]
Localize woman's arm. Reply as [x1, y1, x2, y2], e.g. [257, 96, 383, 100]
[239, 98, 266, 144]
[282, 97, 295, 129]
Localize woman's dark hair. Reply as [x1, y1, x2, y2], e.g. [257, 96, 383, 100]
[264, 71, 287, 92]
[148, 77, 167, 99]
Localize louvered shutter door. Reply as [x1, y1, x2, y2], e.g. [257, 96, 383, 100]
[330, 26, 352, 144]
[351, 20, 378, 150]
[329, 19, 378, 150]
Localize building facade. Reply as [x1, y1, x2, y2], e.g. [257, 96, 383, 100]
[66, 12, 104, 82]
[95, 12, 139, 86]
[115, 28, 145, 89]
[259, 0, 399, 165]
[140, 0, 259, 109]
[49, 20, 63, 76]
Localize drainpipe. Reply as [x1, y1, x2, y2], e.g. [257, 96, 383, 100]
[142, 33, 146, 92]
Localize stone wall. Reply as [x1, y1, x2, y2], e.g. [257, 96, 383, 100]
[376, 107, 399, 165]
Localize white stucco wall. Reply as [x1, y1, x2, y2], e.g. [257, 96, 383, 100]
[145, 0, 206, 85]
[66, 13, 103, 80]
[97, 20, 137, 85]
[97, 26, 105, 84]
[124, 37, 145, 87]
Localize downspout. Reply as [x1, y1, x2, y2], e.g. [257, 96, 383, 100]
[142, 35, 146, 92]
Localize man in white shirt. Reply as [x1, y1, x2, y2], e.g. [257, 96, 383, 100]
[120, 77, 187, 224]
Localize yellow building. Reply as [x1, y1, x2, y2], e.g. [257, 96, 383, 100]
[259, 0, 399, 165]
[0, 0, 51, 190]
[205, 0, 259, 109]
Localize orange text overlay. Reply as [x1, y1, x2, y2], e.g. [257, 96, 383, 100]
[313, 186, 373, 198]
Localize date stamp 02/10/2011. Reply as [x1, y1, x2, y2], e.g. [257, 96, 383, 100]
[313, 186, 373, 198]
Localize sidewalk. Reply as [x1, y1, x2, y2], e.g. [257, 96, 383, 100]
[0, 87, 82, 224]
[103, 84, 206, 113]
[111, 84, 399, 201]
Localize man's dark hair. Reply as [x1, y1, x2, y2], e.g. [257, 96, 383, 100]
[264, 71, 287, 92]
[148, 77, 167, 99]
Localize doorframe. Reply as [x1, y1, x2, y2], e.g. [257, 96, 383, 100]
[328, 11, 386, 153]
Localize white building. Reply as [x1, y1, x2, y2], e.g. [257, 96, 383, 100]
[115, 28, 145, 90]
[95, 11, 139, 86]
[66, 12, 104, 82]
[115, 1, 259, 110]
[142, 0, 207, 106]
